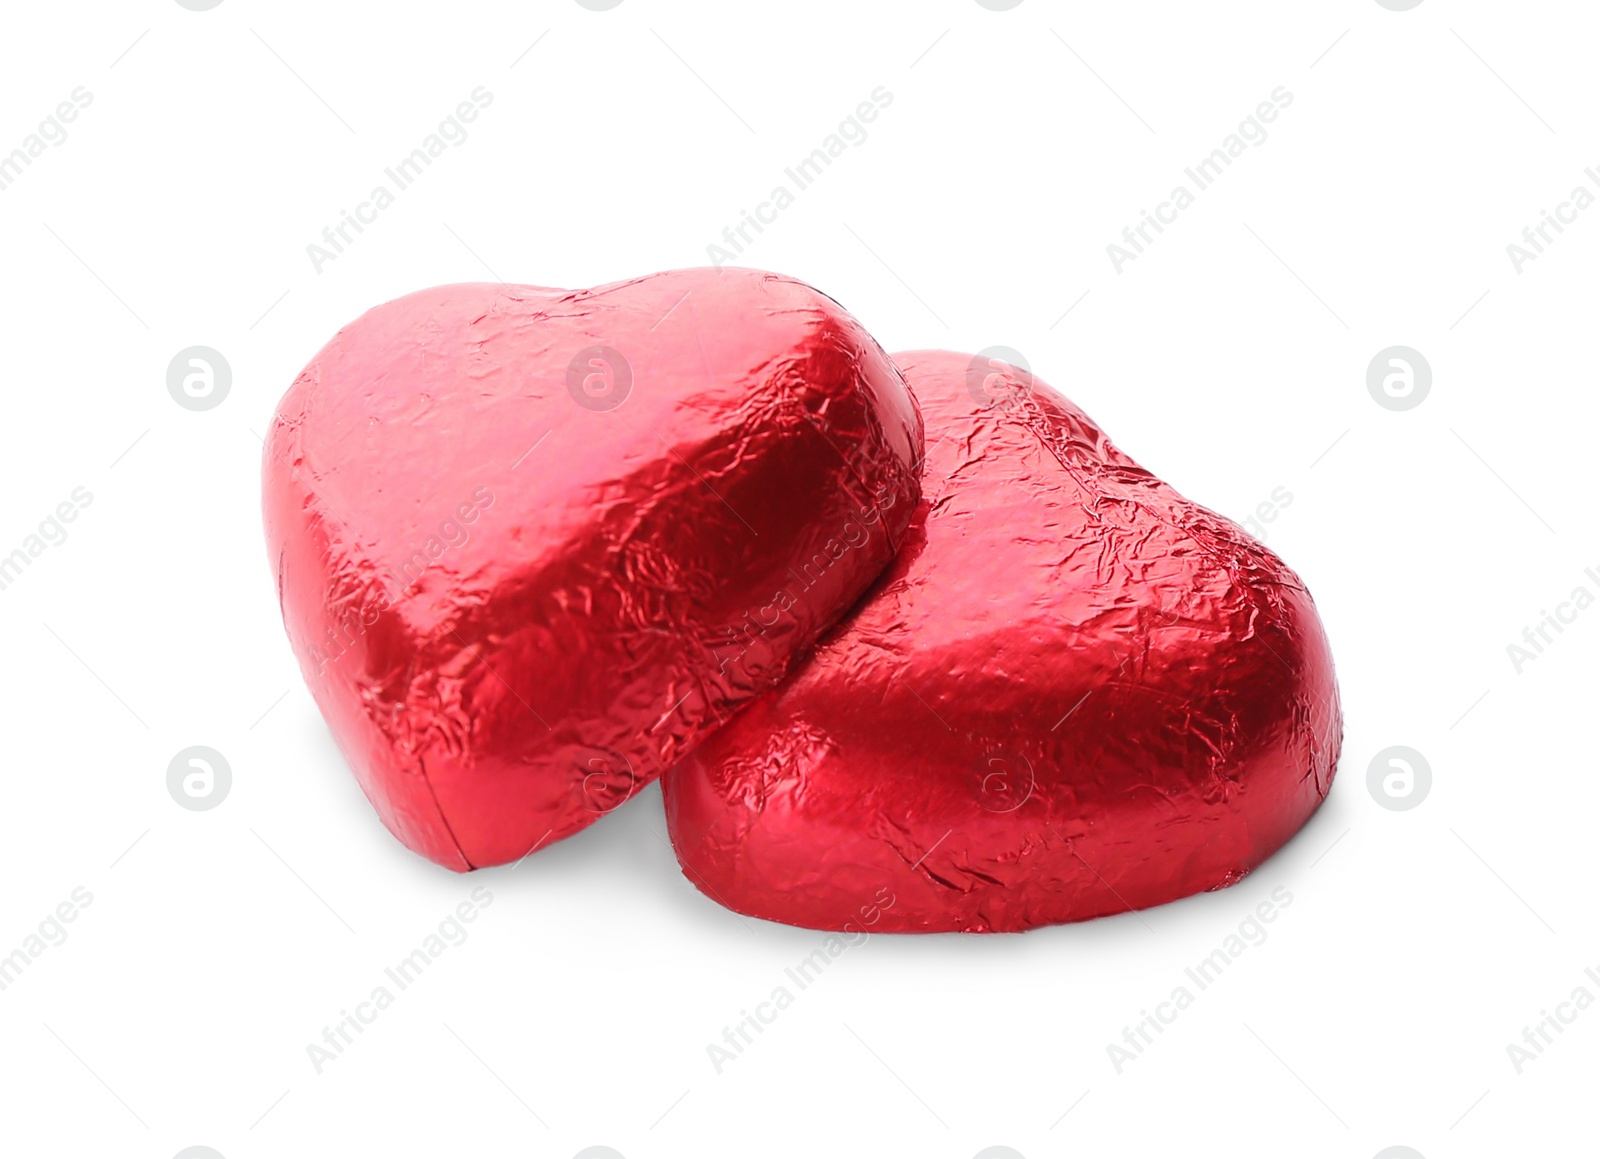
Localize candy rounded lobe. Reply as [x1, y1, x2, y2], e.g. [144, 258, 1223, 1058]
[263, 268, 923, 870]
[664, 349, 1340, 933]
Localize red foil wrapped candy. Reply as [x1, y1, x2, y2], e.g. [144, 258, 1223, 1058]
[663, 350, 1341, 932]
[262, 269, 922, 871]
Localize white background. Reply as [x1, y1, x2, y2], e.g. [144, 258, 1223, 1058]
[1, 2, 1595, 1157]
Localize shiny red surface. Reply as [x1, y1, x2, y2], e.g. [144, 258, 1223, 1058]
[664, 350, 1341, 933]
[263, 269, 922, 870]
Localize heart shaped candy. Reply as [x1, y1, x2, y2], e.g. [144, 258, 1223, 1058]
[663, 350, 1341, 932]
[263, 270, 922, 870]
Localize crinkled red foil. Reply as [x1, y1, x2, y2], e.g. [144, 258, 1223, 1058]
[664, 350, 1341, 933]
[262, 270, 922, 871]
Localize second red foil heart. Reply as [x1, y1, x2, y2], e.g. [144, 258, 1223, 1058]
[263, 270, 922, 870]
[664, 350, 1341, 932]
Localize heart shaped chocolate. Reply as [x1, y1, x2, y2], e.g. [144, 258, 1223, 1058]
[263, 270, 922, 870]
[663, 350, 1340, 932]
